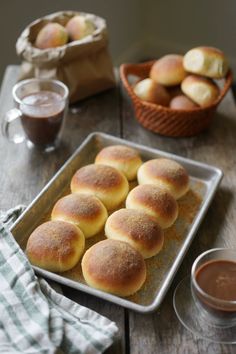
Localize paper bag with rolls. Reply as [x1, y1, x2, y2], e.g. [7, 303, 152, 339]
[16, 11, 116, 103]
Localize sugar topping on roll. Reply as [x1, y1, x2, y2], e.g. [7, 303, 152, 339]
[82, 239, 146, 297]
[126, 184, 178, 229]
[26, 220, 85, 272]
[137, 158, 189, 200]
[70, 164, 129, 210]
[51, 193, 108, 238]
[105, 208, 164, 258]
[95, 145, 142, 181]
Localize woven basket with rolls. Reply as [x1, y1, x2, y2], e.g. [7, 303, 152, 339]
[120, 60, 232, 137]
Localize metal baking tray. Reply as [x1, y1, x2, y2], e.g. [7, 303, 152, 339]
[10, 132, 223, 313]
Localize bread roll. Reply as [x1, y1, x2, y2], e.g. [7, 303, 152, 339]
[26, 221, 85, 272]
[70, 164, 129, 210]
[51, 193, 108, 238]
[35, 23, 68, 49]
[82, 239, 146, 297]
[66, 15, 95, 41]
[95, 145, 142, 181]
[137, 158, 189, 199]
[169, 95, 198, 110]
[150, 55, 187, 86]
[183, 47, 229, 79]
[181, 75, 219, 107]
[105, 208, 164, 259]
[133, 78, 170, 106]
[126, 184, 178, 229]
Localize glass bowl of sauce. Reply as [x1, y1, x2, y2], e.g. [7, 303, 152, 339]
[191, 248, 236, 327]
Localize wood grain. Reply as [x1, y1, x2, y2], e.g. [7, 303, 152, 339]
[0, 66, 125, 354]
[120, 75, 236, 353]
[1, 65, 236, 353]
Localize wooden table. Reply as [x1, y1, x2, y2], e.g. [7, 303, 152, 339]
[0, 66, 236, 354]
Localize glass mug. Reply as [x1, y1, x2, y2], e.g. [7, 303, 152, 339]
[191, 248, 236, 327]
[2, 78, 69, 152]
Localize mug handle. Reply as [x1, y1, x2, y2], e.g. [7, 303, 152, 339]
[1, 108, 25, 144]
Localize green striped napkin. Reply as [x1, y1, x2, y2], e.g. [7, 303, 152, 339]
[0, 206, 118, 354]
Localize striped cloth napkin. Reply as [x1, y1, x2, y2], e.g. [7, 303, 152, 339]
[0, 206, 118, 354]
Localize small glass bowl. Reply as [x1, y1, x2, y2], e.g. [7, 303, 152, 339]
[173, 248, 236, 344]
[191, 248, 236, 328]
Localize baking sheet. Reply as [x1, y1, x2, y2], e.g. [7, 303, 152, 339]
[10, 132, 223, 313]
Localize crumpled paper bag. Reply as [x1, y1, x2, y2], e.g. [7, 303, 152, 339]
[16, 11, 116, 103]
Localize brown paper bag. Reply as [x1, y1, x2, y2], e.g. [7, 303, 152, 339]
[16, 11, 116, 103]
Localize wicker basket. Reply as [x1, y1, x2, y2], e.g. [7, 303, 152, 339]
[120, 61, 233, 137]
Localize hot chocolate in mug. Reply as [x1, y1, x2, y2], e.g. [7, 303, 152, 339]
[2, 78, 69, 152]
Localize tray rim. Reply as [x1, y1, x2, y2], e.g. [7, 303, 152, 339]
[10, 131, 223, 313]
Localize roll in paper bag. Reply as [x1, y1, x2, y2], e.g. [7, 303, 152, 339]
[16, 11, 116, 103]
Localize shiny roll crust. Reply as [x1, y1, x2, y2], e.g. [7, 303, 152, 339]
[133, 78, 170, 106]
[181, 75, 219, 107]
[26, 220, 85, 272]
[183, 47, 229, 79]
[51, 193, 108, 238]
[105, 208, 164, 259]
[137, 158, 189, 200]
[81, 239, 146, 297]
[150, 55, 187, 86]
[65, 15, 95, 41]
[70, 164, 129, 210]
[126, 184, 178, 229]
[169, 95, 198, 110]
[95, 145, 142, 181]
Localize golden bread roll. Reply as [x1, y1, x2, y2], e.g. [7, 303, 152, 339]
[95, 145, 142, 181]
[66, 15, 95, 41]
[169, 95, 198, 110]
[150, 55, 187, 86]
[181, 75, 219, 107]
[51, 193, 108, 238]
[126, 184, 178, 229]
[35, 23, 68, 49]
[183, 46, 229, 79]
[137, 158, 189, 199]
[26, 220, 85, 272]
[133, 78, 170, 106]
[70, 164, 129, 210]
[105, 208, 164, 259]
[82, 239, 146, 297]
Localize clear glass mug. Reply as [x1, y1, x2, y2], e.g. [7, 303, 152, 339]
[2, 78, 69, 152]
[191, 248, 236, 327]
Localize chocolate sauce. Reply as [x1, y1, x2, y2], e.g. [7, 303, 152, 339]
[195, 259, 236, 316]
[20, 91, 65, 146]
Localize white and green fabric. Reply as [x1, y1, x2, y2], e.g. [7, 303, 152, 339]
[0, 206, 118, 354]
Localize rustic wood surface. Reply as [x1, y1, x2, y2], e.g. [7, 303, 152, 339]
[0, 66, 236, 354]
